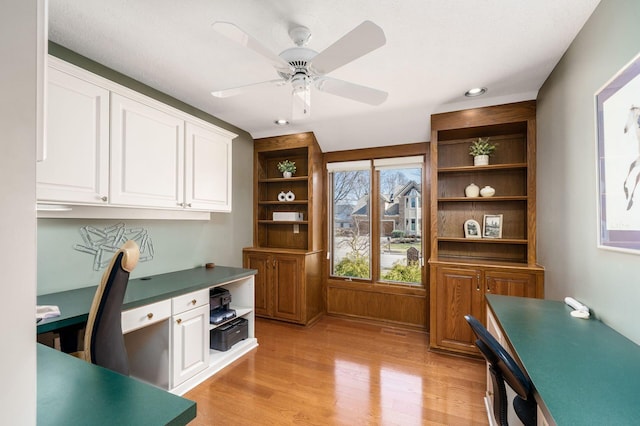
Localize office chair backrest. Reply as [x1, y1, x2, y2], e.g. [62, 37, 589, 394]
[82, 240, 139, 375]
[465, 315, 535, 426]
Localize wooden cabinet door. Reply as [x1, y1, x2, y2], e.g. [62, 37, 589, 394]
[485, 270, 538, 298]
[273, 254, 302, 322]
[172, 304, 209, 387]
[433, 266, 483, 354]
[244, 251, 272, 317]
[110, 93, 184, 208]
[37, 66, 110, 204]
[185, 121, 232, 211]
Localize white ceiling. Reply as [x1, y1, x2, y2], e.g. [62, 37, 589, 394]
[48, 0, 600, 153]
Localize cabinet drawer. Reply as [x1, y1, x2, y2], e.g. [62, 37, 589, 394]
[172, 289, 209, 315]
[122, 300, 171, 334]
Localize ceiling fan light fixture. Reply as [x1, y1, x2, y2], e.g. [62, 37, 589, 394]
[465, 87, 487, 97]
[274, 119, 289, 125]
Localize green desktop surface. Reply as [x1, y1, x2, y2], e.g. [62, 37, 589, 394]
[37, 265, 256, 334]
[486, 294, 640, 425]
[37, 344, 196, 425]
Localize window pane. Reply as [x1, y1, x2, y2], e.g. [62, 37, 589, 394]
[331, 170, 371, 279]
[379, 167, 422, 285]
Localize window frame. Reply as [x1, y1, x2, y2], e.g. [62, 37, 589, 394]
[326, 152, 427, 288]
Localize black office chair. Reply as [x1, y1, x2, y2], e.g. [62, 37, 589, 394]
[464, 315, 537, 426]
[74, 240, 139, 375]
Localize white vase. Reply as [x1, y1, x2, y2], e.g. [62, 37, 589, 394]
[277, 191, 286, 202]
[480, 185, 495, 197]
[465, 183, 480, 197]
[285, 191, 295, 201]
[283, 171, 292, 178]
[474, 155, 489, 166]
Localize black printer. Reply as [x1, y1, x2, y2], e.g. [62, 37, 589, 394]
[209, 287, 236, 324]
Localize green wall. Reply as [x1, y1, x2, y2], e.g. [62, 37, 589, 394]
[537, 0, 640, 343]
[38, 44, 254, 294]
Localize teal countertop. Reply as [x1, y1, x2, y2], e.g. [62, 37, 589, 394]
[486, 294, 640, 425]
[37, 265, 256, 334]
[37, 344, 195, 425]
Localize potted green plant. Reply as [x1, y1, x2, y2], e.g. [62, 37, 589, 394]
[469, 137, 497, 166]
[277, 160, 296, 178]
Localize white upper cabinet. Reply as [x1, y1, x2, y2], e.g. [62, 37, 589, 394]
[37, 66, 109, 204]
[37, 57, 237, 215]
[185, 121, 233, 211]
[110, 93, 185, 209]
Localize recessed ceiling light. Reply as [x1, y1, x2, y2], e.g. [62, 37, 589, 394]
[465, 87, 487, 97]
[274, 119, 289, 125]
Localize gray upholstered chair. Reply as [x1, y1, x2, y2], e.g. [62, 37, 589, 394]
[74, 240, 139, 375]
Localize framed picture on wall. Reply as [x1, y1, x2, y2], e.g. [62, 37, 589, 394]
[595, 52, 640, 254]
[482, 214, 503, 239]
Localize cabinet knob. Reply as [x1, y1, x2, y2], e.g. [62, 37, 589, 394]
[176, 318, 182, 324]
[147, 313, 153, 320]
[187, 203, 192, 208]
[101, 196, 108, 202]
[177, 202, 185, 207]
[191, 299, 197, 305]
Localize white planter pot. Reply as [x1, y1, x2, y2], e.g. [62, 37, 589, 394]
[474, 155, 489, 166]
[283, 171, 292, 178]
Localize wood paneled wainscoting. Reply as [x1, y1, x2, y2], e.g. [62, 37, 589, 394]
[326, 279, 427, 329]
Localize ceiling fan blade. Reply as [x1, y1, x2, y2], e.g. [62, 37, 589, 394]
[292, 85, 311, 120]
[309, 21, 386, 75]
[211, 79, 286, 98]
[315, 77, 388, 106]
[213, 22, 293, 75]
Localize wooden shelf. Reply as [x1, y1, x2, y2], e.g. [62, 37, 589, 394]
[258, 220, 308, 225]
[437, 196, 527, 202]
[258, 176, 308, 183]
[258, 200, 308, 205]
[437, 237, 528, 244]
[438, 163, 527, 173]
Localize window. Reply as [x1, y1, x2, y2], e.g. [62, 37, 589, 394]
[376, 158, 423, 285]
[328, 156, 424, 286]
[328, 161, 371, 279]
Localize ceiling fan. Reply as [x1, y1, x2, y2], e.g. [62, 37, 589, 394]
[211, 20, 388, 120]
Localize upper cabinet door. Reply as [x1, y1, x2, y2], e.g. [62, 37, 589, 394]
[185, 122, 233, 211]
[37, 67, 110, 204]
[110, 93, 184, 208]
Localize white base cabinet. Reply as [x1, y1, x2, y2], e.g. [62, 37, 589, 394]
[172, 304, 210, 387]
[123, 275, 257, 395]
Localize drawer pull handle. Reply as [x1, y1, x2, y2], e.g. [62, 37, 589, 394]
[147, 313, 153, 320]
[191, 299, 197, 305]
[176, 318, 182, 324]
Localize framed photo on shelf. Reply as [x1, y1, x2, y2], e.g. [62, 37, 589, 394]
[595, 52, 640, 254]
[483, 214, 503, 239]
[464, 219, 481, 238]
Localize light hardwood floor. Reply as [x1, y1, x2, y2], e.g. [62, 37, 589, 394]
[185, 316, 489, 425]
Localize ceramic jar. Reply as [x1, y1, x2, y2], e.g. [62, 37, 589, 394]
[285, 191, 295, 201]
[465, 183, 480, 197]
[480, 185, 495, 197]
[283, 171, 292, 178]
[277, 191, 287, 202]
